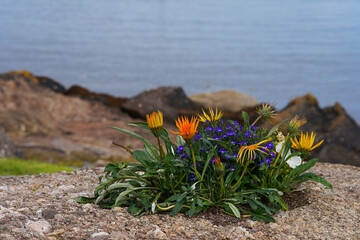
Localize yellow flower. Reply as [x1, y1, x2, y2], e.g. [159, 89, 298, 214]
[287, 115, 307, 134]
[237, 138, 272, 164]
[146, 110, 163, 136]
[198, 107, 224, 123]
[291, 132, 324, 152]
[171, 116, 199, 142]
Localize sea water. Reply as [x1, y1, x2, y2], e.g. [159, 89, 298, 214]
[0, 0, 359, 122]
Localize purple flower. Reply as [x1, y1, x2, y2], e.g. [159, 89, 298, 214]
[216, 127, 222, 133]
[180, 153, 189, 159]
[176, 145, 185, 154]
[190, 174, 196, 181]
[265, 142, 274, 150]
[219, 148, 228, 155]
[270, 152, 276, 158]
[244, 131, 252, 138]
[259, 158, 272, 167]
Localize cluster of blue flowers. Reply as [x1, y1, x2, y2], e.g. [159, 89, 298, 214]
[259, 142, 276, 166]
[175, 120, 273, 181]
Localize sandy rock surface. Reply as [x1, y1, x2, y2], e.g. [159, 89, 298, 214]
[0, 162, 359, 239]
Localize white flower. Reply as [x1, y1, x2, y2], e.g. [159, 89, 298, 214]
[275, 141, 302, 169]
[286, 156, 302, 169]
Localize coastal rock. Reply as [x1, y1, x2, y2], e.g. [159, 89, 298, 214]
[64, 85, 127, 108]
[189, 90, 258, 112]
[0, 70, 66, 93]
[121, 86, 202, 121]
[274, 93, 360, 166]
[0, 129, 22, 158]
[36, 76, 66, 93]
[0, 72, 138, 165]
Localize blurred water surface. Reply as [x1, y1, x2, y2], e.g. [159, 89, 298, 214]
[0, 0, 359, 122]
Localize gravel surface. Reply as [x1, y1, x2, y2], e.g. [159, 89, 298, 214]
[0, 162, 359, 239]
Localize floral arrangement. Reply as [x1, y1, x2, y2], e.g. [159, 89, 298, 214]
[76, 105, 332, 222]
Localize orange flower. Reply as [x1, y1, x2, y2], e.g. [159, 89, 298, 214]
[214, 157, 221, 164]
[237, 138, 272, 164]
[171, 116, 199, 142]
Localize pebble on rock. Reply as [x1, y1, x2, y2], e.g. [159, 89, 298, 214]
[26, 220, 52, 234]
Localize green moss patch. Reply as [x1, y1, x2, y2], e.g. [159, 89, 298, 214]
[0, 158, 73, 176]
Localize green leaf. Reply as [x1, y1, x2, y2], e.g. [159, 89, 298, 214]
[165, 194, 183, 202]
[274, 195, 288, 211]
[109, 126, 160, 161]
[188, 200, 196, 217]
[242, 111, 249, 123]
[266, 118, 290, 137]
[201, 148, 215, 180]
[132, 150, 151, 166]
[176, 135, 185, 146]
[284, 158, 318, 182]
[74, 196, 96, 204]
[114, 189, 134, 206]
[107, 182, 133, 191]
[170, 200, 185, 216]
[127, 122, 150, 130]
[225, 202, 241, 218]
[292, 172, 333, 190]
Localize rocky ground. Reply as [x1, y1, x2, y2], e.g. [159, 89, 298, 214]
[0, 162, 359, 240]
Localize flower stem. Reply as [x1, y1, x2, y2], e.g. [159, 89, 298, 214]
[229, 161, 249, 192]
[271, 133, 289, 175]
[251, 116, 262, 127]
[220, 175, 224, 198]
[190, 145, 200, 178]
[157, 137, 165, 160]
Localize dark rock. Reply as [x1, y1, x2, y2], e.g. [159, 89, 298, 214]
[274, 93, 360, 166]
[42, 209, 58, 219]
[0, 70, 66, 94]
[0, 129, 23, 158]
[35, 76, 66, 93]
[121, 86, 202, 121]
[64, 85, 127, 108]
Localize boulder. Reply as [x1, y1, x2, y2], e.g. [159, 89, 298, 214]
[189, 90, 258, 112]
[0, 72, 139, 165]
[273, 93, 360, 166]
[0, 129, 23, 158]
[121, 86, 202, 121]
[36, 76, 66, 93]
[0, 70, 66, 93]
[64, 85, 127, 108]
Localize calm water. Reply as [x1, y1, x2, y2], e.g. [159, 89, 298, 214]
[1, 0, 359, 123]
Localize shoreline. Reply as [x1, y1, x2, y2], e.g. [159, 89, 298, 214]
[0, 70, 360, 167]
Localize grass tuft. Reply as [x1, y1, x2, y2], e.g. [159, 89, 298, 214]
[0, 158, 73, 176]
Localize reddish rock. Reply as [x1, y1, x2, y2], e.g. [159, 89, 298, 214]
[64, 85, 127, 108]
[0, 73, 140, 165]
[0, 129, 23, 158]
